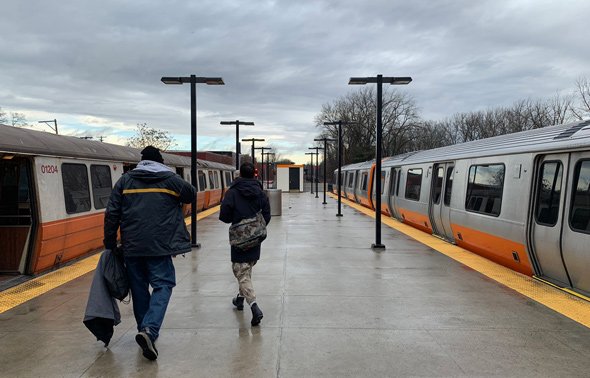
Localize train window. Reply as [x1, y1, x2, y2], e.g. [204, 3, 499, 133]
[433, 167, 444, 204]
[198, 171, 207, 191]
[214, 171, 220, 189]
[207, 171, 214, 188]
[360, 172, 368, 191]
[176, 167, 184, 177]
[443, 166, 454, 206]
[208, 171, 215, 189]
[535, 161, 562, 226]
[389, 169, 397, 197]
[347, 173, 354, 188]
[90, 165, 112, 210]
[396, 170, 401, 196]
[225, 171, 233, 186]
[62, 163, 91, 214]
[569, 160, 590, 233]
[465, 164, 505, 216]
[404, 168, 422, 201]
[380, 171, 386, 194]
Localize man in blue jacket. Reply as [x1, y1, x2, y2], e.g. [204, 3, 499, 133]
[104, 146, 196, 361]
[219, 162, 271, 326]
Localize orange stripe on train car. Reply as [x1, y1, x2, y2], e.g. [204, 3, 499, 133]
[41, 213, 104, 240]
[208, 189, 223, 207]
[452, 223, 533, 276]
[381, 203, 391, 217]
[197, 192, 205, 211]
[358, 195, 372, 208]
[39, 225, 103, 257]
[35, 238, 103, 273]
[32, 213, 105, 273]
[398, 207, 432, 233]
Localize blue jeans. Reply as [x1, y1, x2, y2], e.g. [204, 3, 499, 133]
[125, 255, 176, 341]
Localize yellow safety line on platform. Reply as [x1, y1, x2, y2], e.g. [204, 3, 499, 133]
[0, 254, 100, 314]
[185, 205, 220, 225]
[329, 193, 590, 329]
[0, 205, 221, 314]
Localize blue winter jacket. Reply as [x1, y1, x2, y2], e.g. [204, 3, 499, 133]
[103, 160, 197, 257]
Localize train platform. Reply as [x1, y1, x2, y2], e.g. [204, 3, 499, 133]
[1, 191, 590, 377]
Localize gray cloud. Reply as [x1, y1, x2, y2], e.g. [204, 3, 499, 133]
[1, 0, 589, 162]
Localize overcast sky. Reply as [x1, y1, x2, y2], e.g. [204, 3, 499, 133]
[1, 0, 589, 164]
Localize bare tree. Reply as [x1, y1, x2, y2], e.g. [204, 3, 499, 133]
[0, 108, 28, 127]
[571, 76, 590, 120]
[10, 112, 28, 127]
[314, 87, 419, 167]
[547, 92, 574, 125]
[127, 123, 177, 151]
[0, 107, 7, 124]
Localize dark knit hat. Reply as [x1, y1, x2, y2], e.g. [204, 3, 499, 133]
[239, 162, 255, 178]
[141, 146, 164, 163]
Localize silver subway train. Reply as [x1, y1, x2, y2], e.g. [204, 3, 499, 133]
[335, 120, 590, 296]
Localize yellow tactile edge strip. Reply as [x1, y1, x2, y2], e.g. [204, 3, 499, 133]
[329, 193, 590, 329]
[0, 206, 221, 314]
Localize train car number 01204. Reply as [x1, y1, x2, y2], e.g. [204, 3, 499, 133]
[41, 165, 59, 174]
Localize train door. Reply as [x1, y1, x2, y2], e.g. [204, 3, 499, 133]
[428, 163, 455, 241]
[371, 169, 386, 212]
[388, 167, 402, 220]
[0, 157, 36, 276]
[530, 154, 570, 287]
[561, 152, 590, 295]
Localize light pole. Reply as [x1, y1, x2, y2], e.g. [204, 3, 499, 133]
[349, 74, 412, 250]
[255, 146, 271, 184]
[38, 119, 58, 135]
[242, 138, 265, 168]
[308, 147, 323, 198]
[304, 152, 315, 194]
[262, 151, 275, 189]
[220, 120, 254, 170]
[323, 121, 357, 216]
[314, 137, 336, 204]
[161, 75, 224, 248]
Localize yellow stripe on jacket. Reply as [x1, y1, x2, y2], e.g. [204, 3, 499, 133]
[122, 188, 180, 197]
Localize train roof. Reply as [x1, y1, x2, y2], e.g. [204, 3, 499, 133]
[0, 124, 234, 169]
[339, 120, 590, 171]
[340, 160, 375, 171]
[382, 120, 590, 166]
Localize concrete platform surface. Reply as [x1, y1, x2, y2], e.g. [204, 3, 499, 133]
[1, 192, 590, 377]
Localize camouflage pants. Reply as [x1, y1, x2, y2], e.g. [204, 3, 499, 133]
[232, 261, 257, 305]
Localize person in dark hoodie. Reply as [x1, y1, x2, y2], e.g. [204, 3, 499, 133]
[103, 146, 196, 361]
[219, 162, 271, 326]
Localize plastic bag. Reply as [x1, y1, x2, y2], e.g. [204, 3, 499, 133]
[103, 249, 129, 301]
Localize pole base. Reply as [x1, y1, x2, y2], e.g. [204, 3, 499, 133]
[322, 201, 327, 204]
[371, 243, 386, 250]
[336, 213, 343, 217]
[191, 242, 201, 249]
